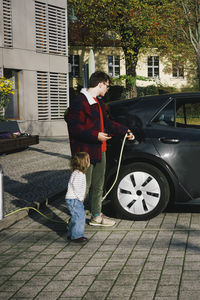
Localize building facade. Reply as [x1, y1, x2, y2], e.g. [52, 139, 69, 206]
[136, 49, 190, 90]
[69, 46, 193, 95]
[0, 0, 69, 136]
[69, 45, 126, 91]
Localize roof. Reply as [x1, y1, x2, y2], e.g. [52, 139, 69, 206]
[108, 92, 200, 125]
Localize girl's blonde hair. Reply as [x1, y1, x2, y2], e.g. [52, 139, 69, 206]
[70, 152, 90, 174]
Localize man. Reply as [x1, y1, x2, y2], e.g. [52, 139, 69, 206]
[67, 71, 134, 226]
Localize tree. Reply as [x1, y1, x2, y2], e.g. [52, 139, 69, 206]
[175, 0, 200, 88]
[68, 0, 161, 96]
[148, 0, 200, 89]
[69, 0, 200, 92]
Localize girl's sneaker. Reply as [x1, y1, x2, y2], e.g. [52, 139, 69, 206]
[67, 237, 88, 243]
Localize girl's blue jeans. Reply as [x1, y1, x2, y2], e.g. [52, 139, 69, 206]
[66, 198, 86, 240]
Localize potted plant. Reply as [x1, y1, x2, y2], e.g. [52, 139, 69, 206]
[0, 77, 15, 121]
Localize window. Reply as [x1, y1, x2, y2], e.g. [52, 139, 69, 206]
[37, 71, 68, 121]
[148, 56, 159, 78]
[108, 56, 120, 77]
[4, 69, 19, 119]
[172, 64, 184, 78]
[35, 1, 47, 52]
[48, 5, 66, 55]
[37, 72, 49, 120]
[153, 101, 175, 127]
[50, 73, 68, 119]
[69, 55, 80, 78]
[35, 1, 67, 55]
[153, 99, 200, 128]
[176, 101, 200, 127]
[3, 0, 12, 48]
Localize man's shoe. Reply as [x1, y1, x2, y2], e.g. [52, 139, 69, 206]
[89, 214, 116, 227]
[68, 237, 88, 243]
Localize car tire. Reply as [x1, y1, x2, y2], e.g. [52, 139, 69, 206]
[111, 162, 170, 221]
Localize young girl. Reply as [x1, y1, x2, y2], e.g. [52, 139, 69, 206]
[66, 152, 90, 243]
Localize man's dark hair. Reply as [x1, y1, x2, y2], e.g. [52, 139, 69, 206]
[89, 71, 110, 88]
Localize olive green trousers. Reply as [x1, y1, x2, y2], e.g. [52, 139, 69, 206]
[86, 152, 106, 216]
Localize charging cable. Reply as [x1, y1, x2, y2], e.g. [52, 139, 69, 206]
[5, 206, 70, 224]
[102, 132, 134, 201]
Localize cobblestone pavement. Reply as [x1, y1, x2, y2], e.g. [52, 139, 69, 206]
[0, 196, 200, 300]
[1, 137, 200, 299]
[0, 137, 71, 215]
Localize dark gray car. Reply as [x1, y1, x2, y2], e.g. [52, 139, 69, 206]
[105, 92, 200, 220]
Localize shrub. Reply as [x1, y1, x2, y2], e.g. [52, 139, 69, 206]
[0, 77, 15, 120]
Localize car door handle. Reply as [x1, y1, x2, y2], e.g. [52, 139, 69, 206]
[159, 137, 180, 144]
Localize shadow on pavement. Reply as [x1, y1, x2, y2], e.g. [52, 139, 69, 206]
[165, 203, 200, 213]
[101, 199, 200, 219]
[30, 147, 71, 160]
[29, 199, 69, 240]
[4, 169, 71, 239]
[4, 169, 71, 209]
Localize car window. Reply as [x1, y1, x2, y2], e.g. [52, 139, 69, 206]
[152, 101, 175, 127]
[176, 101, 200, 128]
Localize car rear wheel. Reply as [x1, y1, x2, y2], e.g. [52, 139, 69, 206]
[111, 162, 170, 220]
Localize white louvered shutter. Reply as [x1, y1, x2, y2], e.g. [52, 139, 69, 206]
[50, 72, 67, 119]
[3, 0, 12, 47]
[37, 72, 68, 120]
[35, 1, 48, 52]
[48, 5, 66, 55]
[37, 72, 49, 120]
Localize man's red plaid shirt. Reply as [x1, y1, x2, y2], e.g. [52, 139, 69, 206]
[67, 91, 128, 164]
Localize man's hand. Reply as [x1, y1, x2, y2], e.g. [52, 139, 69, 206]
[98, 132, 112, 142]
[127, 129, 135, 140]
